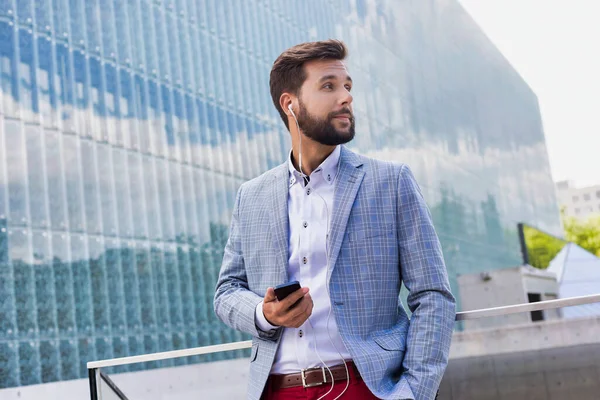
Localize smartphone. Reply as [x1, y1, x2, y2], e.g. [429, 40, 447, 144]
[274, 281, 301, 301]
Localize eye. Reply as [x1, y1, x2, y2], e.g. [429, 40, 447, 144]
[345, 84, 352, 92]
[322, 83, 333, 90]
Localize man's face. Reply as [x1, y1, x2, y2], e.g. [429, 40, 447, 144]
[295, 59, 355, 146]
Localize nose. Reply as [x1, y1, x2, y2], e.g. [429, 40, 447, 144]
[340, 89, 353, 108]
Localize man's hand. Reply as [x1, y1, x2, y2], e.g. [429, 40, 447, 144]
[262, 287, 313, 328]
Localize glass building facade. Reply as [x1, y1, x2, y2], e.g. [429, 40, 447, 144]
[0, 0, 560, 389]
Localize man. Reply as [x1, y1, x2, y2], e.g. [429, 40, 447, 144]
[214, 40, 455, 400]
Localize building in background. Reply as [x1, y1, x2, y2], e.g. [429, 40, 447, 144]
[556, 180, 600, 220]
[0, 0, 560, 391]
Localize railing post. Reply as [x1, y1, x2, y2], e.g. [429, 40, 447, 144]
[89, 368, 99, 400]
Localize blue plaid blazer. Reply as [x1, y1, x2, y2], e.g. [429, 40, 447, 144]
[214, 146, 455, 400]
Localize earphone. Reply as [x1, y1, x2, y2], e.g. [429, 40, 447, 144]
[288, 102, 350, 399]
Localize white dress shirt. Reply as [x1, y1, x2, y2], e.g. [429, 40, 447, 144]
[255, 145, 352, 374]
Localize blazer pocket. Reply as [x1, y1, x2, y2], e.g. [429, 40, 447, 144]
[250, 342, 259, 362]
[348, 223, 394, 242]
[373, 331, 407, 352]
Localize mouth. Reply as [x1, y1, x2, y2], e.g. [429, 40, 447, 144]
[333, 114, 352, 122]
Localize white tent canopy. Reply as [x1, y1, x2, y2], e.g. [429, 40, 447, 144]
[547, 243, 600, 318]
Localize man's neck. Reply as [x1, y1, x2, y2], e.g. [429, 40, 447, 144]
[291, 144, 336, 176]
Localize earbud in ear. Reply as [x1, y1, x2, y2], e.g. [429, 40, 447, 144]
[287, 103, 293, 112]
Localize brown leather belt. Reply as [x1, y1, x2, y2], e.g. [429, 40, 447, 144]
[268, 361, 361, 390]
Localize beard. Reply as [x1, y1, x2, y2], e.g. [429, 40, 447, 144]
[296, 99, 355, 146]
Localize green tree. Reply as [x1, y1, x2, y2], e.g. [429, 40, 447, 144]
[563, 214, 600, 257]
[523, 224, 567, 269]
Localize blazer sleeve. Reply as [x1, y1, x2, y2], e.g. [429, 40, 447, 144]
[396, 164, 456, 400]
[213, 184, 280, 341]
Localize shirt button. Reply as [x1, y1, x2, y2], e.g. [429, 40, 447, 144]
[299, 330, 303, 338]
[327, 174, 331, 181]
[303, 221, 308, 228]
[306, 188, 311, 195]
[302, 257, 307, 264]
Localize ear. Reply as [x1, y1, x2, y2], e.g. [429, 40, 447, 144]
[279, 93, 294, 115]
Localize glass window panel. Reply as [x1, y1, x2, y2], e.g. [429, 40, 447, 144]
[165, 13, 182, 86]
[32, 231, 57, 336]
[163, 243, 182, 330]
[79, 139, 102, 234]
[51, 0, 69, 40]
[126, 335, 141, 370]
[147, 80, 165, 156]
[176, 244, 195, 331]
[171, 89, 186, 162]
[110, 336, 129, 373]
[134, 76, 150, 154]
[89, 235, 109, 335]
[141, 155, 161, 241]
[61, 134, 84, 232]
[35, 0, 52, 34]
[180, 165, 198, 241]
[127, 152, 148, 239]
[4, 119, 29, 225]
[19, 340, 41, 385]
[59, 338, 79, 380]
[149, 244, 169, 333]
[96, 336, 113, 360]
[169, 163, 185, 240]
[83, 0, 101, 54]
[154, 158, 174, 242]
[153, 6, 170, 81]
[10, 229, 37, 337]
[72, 50, 90, 137]
[0, 21, 19, 118]
[178, 21, 193, 92]
[51, 232, 75, 335]
[0, 118, 6, 218]
[67, 0, 85, 47]
[136, 241, 155, 330]
[77, 337, 95, 378]
[120, 241, 141, 333]
[18, 29, 39, 123]
[39, 339, 59, 383]
[118, 68, 136, 149]
[96, 143, 117, 236]
[16, 0, 34, 24]
[105, 238, 125, 335]
[25, 125, 49, 228]
[0, 216, 15, 340]
[70, 233, 93, 336]
[55, 44, 76, 133]
[99, 0, 117, 61]
[127, 0, 145, 72]
[0, 342, 19, 387]
[111, 148, 132, 237]
[88, 57, 108, 141]
[37, 36, 59, 129]
[188, 245, 207, 327]
[160, 83, 176, 160]
[142, 334, 158, 369]
[103, 63, 118, 145]
[113, 0, 132, 66]
[198, 31, 214, 100]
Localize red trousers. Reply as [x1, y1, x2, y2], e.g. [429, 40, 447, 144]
[261, 364, 380, 400]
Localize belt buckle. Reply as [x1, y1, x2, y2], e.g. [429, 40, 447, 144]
[301, 366, 327, 388]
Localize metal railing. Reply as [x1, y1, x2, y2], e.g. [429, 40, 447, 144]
[87, 293, 600, 399]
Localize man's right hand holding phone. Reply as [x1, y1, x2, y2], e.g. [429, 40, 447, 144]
[262, 286, 313, 328]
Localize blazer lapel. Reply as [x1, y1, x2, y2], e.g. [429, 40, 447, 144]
[269, 164, 290, 283]
[327, 147, 365, 280]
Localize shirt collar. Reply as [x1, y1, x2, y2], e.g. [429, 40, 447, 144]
[288, 145, 341, 186]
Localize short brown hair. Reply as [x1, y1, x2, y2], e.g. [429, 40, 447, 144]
[270, 39, 348, 130]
